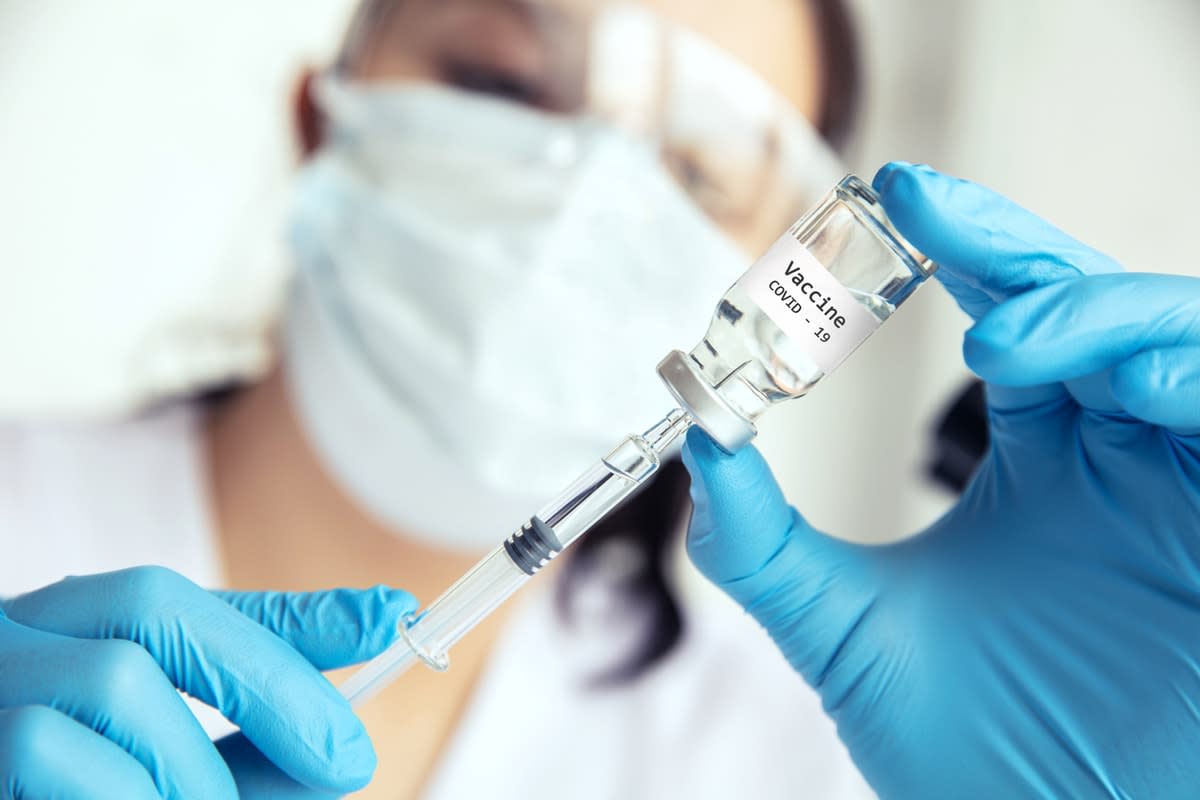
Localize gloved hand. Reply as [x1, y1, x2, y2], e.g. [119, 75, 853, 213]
[683, 162, 1200, 799]
[0, 566, 415, 799]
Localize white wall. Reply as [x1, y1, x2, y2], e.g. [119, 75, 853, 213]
[0, 1, 355, 416]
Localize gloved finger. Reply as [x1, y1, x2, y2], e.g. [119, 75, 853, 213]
[1110, 346, 1200, 435]
[873, 162, 1123, 322]
[682, 427, 794, 584]
[0, 618, 237, 799]
[964, 273, 1200, 388]
[217, 732, 340, 799]
[213, 586, 418, 671]
[0, 705, 160, 800]
[0, 567, 375, 794]
[682, 429, 872, 691]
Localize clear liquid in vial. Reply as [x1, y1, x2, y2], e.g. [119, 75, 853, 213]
[686, 283, 895, 423]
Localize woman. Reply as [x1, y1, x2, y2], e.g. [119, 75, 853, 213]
[0, 0, 872, 797]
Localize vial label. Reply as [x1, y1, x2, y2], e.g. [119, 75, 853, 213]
[738, 233, 881, 373]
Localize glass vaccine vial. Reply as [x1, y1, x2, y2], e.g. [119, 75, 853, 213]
[658, 175, 936, 452]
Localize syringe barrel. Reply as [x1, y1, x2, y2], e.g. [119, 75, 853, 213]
[538, 447, 644, 550]
[401, 454, 648, 656]
[339, 410, 692, 706]
[340, 546, 528, 706]
[409, 546, 531, 655]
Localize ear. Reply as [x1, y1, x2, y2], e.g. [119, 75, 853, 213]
[293, 68, 323, 159]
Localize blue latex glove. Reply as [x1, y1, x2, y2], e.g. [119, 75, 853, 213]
[0, 566, 415, 798]
[683, 162, 1200, 798]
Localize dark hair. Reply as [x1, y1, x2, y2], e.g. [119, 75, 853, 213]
[557, 458, 693, 685]
[563, 0, 863, 684]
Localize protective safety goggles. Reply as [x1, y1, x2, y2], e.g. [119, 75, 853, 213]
[336, 0, 846, 246]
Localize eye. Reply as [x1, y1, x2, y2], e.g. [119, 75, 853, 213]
[442, 60, 546, 107]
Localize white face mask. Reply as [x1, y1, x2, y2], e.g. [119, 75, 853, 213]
[283, 77, 747, 552]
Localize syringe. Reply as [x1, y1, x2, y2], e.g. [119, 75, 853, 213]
[338, 408, 693, 706]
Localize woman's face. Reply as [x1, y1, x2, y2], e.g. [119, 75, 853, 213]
[342, 0, 826, 251]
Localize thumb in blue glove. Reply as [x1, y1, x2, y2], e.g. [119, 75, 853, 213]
[683, 162, 1200, 799]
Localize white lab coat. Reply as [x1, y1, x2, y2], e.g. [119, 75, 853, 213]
[0, 406, 874, 798]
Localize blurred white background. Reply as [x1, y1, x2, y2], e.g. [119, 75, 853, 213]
[1, 0, 1198, 544]
[0, 1, 355, 417]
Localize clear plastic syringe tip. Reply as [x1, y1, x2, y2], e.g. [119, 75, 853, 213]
[643, 407, 693, 454]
